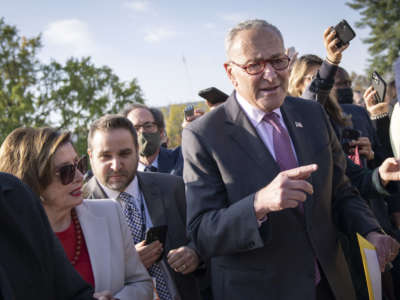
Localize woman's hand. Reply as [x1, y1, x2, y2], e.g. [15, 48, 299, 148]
[364, 85, 389, 117]
[323, 27, 349, 65]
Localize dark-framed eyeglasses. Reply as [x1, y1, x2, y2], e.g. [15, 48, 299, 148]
[133, 122, 158, 132]
[56, 155, 88, 185]
[229, 55, 290, 75]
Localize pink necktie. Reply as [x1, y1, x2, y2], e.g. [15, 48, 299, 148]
[263, 112, 297, 171]
[263, 112, 321, 284]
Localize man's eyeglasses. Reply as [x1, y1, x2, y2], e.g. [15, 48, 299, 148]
[134, 122, 157, 132]
[229, 56, 290, 75]
[56, 156, 88, 185]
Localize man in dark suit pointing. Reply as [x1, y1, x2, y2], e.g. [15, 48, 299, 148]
[182, 19, 399, 300]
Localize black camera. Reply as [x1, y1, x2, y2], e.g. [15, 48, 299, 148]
[341, 128, 361, 155]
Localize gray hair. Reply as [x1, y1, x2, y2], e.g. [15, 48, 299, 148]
[225, 19, 284, 55]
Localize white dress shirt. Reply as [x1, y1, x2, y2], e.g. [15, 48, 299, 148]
[138, 153, 159, 171]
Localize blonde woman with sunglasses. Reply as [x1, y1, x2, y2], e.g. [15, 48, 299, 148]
[0, 127, 153, 300]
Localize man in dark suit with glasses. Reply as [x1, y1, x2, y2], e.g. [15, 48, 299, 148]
[182, 19, 399, 300]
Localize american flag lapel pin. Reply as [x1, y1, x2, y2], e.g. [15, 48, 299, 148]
[295, 121, 303, 128]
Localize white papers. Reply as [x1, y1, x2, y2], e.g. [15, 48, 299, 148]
[364, 248, 382, 300]
[357, 233, 382, 300]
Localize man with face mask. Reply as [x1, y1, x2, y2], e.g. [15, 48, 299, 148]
[122, 103, 183, 176]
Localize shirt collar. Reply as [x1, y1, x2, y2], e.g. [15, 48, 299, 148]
[235, 91, 283, 125]
[98, 175, 140, 200]
[138, 153, 159, 171]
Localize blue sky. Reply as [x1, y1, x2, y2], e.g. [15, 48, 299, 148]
[3, 0, 371, 107]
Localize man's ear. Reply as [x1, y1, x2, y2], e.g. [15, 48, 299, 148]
[224, 62, 238, 88]
[87, 148, 93, 160]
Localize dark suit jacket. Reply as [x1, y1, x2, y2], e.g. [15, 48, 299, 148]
[0, 172, 94, 300]
[83, 172, 201, 300]
[158, 146, 184, 176]
[182, 94, 381, 300]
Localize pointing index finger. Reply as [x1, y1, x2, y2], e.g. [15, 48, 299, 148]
[283, 164, 318, 180]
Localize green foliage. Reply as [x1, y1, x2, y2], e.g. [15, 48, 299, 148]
[347, 0, 400, 76]
[0, 18, 144, 154]
[0, 18, 44, 142]
[165, 104, 185, 148]
[163, 102, 208, 148]
[37, 57, 144, 154]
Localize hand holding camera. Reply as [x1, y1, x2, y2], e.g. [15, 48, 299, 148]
[182, 105, 205, 128]
[364, 85, 389, 117]
[341, 128, 361, 155]
[351, 136, 375, 161]
[324, 27, 348, 65]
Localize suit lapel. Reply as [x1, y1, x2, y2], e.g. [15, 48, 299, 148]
[76, 203, 111, 291]
[280, 99, 310, 166]
[137, 173, 167, 226]
[84, 177, 108, 199]
[280, 98, 316, 215]
[224, 94, 280, 179]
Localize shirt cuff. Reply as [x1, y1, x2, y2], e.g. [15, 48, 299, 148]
[372, 168, 393, 196]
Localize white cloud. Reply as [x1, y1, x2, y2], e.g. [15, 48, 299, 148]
[144, 28, 177, 43]
[43, 19, 95, 57]
[124, 0, 150, 12]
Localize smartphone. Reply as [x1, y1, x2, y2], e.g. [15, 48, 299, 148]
[371, 71, 387, 103]
[198, 87, 228, 105]
[145, 225, 168, 245]
[145, 225, 167, 262]
[184, 104, 194, 120]
[334, 20, 356, 48]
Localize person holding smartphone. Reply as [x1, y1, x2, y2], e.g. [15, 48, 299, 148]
[291, 26, 400, 299]
[84, 114, 201, 300]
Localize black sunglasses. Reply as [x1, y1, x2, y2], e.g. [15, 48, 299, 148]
[56, 156, 88, 185]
